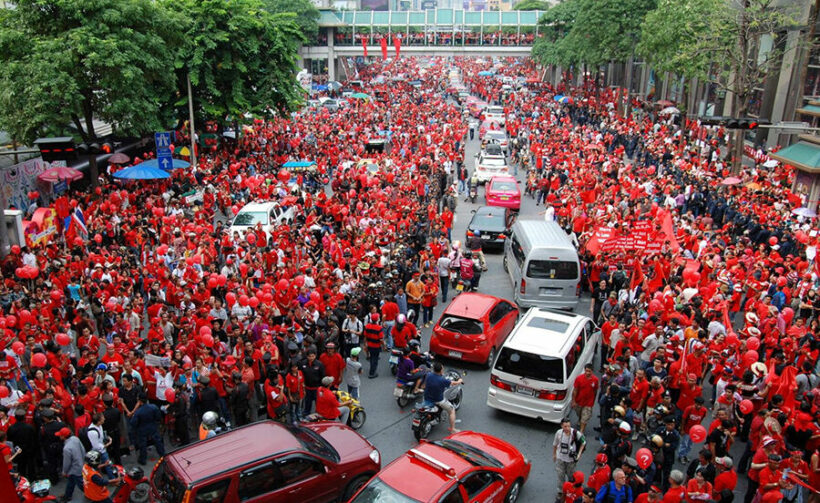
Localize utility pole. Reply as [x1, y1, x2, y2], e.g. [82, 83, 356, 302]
[0, 179, 9, 258]
[731, 0, 751, 174]
[187, 72, 198, 169]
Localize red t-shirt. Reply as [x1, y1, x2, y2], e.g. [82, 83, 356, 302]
[713, 470, 737, 497]
[573, 373, 599, 407]
[662, 486, 687, 503]
[315, 387, 340, 419]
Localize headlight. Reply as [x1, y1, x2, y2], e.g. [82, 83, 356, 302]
[369, 450, 380, 465]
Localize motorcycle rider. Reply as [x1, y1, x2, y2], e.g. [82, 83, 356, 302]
[466, 230, 486, 272]
[391, 314, 418, 350]
[422, 362, 464, 433]
[459, 250, 478, 291]
[316, 376, 353, 424]
[82, 450, 121, 503]
[199, 411, 220, 440]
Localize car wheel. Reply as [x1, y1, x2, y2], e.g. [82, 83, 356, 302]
[451, 389, 463, 410]
[505, 479, 523, 503]
[350, 409, 367, 430]
[485, 346, 496, 369]
[342, 474, 371, 502]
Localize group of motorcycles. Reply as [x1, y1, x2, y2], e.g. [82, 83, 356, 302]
[14, 465, 148, 503]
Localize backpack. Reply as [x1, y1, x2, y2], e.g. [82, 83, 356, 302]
[77, 426, 93, 452]
[598, 481, 633, 503]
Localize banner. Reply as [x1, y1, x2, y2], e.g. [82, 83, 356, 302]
[380, 37, 388, 60]
[1, 158, 64, 212]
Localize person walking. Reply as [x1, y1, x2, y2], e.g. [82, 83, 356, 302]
[364, 313, 384, 378]
[343, 348, 363, 400]
[553, 418, 586, 501]
[58, 427, 85, 503]
[130, 398, 165, 465]
[437, 253, 451, 303]
[405, 273, 424, 325]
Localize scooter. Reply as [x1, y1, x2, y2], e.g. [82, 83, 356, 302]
[111, 465, 150, 503]
[304, 390, 367, 430]
[15, 477, 57, 503]
[388, 348, 402, 376]
[411, 370, 464, 440]
[469, 184, 478, 203]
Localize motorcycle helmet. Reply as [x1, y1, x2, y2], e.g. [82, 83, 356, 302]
[613, 405, 626, 417]
[651, 434, 664, 448]
[618, 422, 632, 435]
[397, 314, 406, 324]
[655, 405, 669, 416]
[573, 471, 585, 485]
[408, 339, 421, 350]
[463, 250, 473, 258]
[202, 411, 219, 428]
[85, 450, 102, 467]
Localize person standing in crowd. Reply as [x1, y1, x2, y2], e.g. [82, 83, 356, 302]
[130, 398, 165, 465]
[58, 427, 85, 503]
[554, 418, 586, 501]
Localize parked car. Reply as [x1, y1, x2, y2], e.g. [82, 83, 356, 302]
[474, 153, 509, 184]
[149, 421, 380, 503]
[429, 292, 519, 367]
[322, 99, 340, 112]
[485, 176, 521, 211]
[466, 206, 516, 249]
[481, 143, 504, 158]
[347, 431, 531, 503]
[229, 201, 295, 239]
[481, 105, 506, 125]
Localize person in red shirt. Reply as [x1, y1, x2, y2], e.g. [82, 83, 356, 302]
[588, 453, 611, 492]
[746, 437, 780, 503]
[315, 376, 353, 423]
[679, 397, 708, 463]
[781, 449, 809, 503]
[676, 374, 703, 415]
[571, 364, 599, 433]
[635, 485, 664, 503]
[712, 456, 737, 498]
[562, 471, 585, 503]
[756, 454, 785, 500]
[318, 342, 345, 388]
[663, 470, 687, 503]
[685, 468, 713, 503]
[630, 368, 650, 413]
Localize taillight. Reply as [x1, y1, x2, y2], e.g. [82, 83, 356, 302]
[467, 230, 474, 237]
[499, 234, 506, 239]
[490, 374, 512, 391]
[520, 279, 526, 294]
[576, 282, 581, 297]
[537, 389, 567, 400]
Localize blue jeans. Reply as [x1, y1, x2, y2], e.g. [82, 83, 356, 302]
[439, 276, 449, 303]
[678, 434, 693, 458]
[303, 388, 317, 416]
[423, 305, 434, 325]
[64, 473, 83, 499]
[368, 347, 380, 377]
[347, 385, 359, 400]
[383, 321, 395, 349]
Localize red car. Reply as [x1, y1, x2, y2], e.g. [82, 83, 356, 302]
[347, 431, 531, 503]
[429, 293, 518, 367]
[485, 176, 521, 210]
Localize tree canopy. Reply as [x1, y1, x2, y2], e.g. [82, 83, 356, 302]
[263, 0, 320, 44]
[512, 0, 551, 10]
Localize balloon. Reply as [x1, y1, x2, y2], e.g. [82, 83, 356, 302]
[164, 389, 176, 402]
[782, 307, 794, 325]
[689, 424, 707, 443]
[276, 279, 289, 291]
[739, 399, 754, 414]
[768, 236, 778, 246]
[201, 334, 214, 348]
[649, 299, 663, 313]
[11, 341, 24, 355]
[231, 205, 240, 216]
[5, 315, 16, 328]
[249, 296, 260, 308]
[746, 336, 760, 351]
[207, 277, 218, 289]
[156, 244, 169, 255]
[218, 275, 227, 287]
[246, 233, 257, 245]
[294, 275, 305, 287]
[726, 333, 739, 346]
[73, 237, 84, 247]
[636, 448, 654, 469]
[795, 230, 808, 244]
[31, 353, 47, 367]
[239, 263, 249, 277]
[0, 386, 8, 399]
[94, 233, 103, 244]
[743, 349, 759, 366]
[239, 294, 249, 307]
[10, 245, 20, 255]
[199, 326, 212, 337]
[225, 292, 236, 307]
[50, 290, 62, 302]
[310, 291, 321, 303]
[56, 333, 71, 346]
[262, 292, 274, 304]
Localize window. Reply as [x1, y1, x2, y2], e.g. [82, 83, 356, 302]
[495, 347, 564, 383]
[510, 236, 525, 267]
[232, 211, 268, 227]
[527, 260, 578, 280]
[439, 315, 484, 335]
[440, 487, 466, 503]
[489, 302, 515, 325]
[584, 321, 596, 341]
[277, 457, 323, 486]
[525, 317, 570, 333]
[238, 462, 281, 501]
[194, 479, 230, 503]
[461, 472, 496, 498]
[564, 332, 585, 379]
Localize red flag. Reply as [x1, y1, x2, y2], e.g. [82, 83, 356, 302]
[393, 35, 401, 58]
[361, 36, 368, 58]
[657, 209, 680, 252]
[630, 260, 644, 291]
[380, 37, 388, 60]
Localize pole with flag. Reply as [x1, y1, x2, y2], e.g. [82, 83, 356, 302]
[380, 37, 388, 60]
[361, 36, 368, 58]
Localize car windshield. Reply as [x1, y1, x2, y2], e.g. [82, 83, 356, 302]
[151, 459, 187, 503]
[285, 424, 339, 461]
[350, 478, 422, 503]
[487, 107, 504, 114]
[491, 181, 516, 192]
[486, 132, 506, 140]
[526, 260, 579, 280]
[232, 211, 268, 227]
[483, 145, 503, 156]
[481, 157, 506, 167]
[438, 315, 483, 335]
[432, 439, 503, 468]
[470, 211, 506, 230]
[494, 347, 564, 383]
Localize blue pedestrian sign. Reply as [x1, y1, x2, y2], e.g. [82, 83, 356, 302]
[155, 131, 173, 170]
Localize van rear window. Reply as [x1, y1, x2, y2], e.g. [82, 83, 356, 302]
[526, 260, 578, 280]
[494, 347, 564, 384]
[151, 459, 187, 503]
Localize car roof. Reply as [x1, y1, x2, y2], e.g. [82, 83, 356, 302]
[443, 292, 500, 319]
[164, 421, 300, 483]
[486, 130, 506, 137]
[489, 176, 517, 184]
[237, 201, 279, 213]
[377, 440, 477, 500]
[504, 308, 589, 355]
[512, 220, 575, 250]
[474, 205, 506, 217]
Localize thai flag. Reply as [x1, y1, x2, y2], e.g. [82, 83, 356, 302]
[72, 207, 88, 239]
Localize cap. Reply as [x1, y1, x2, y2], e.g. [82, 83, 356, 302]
[350, 347, 361, 357]
[624, 457, 638, 469]
[56, 427, 72, 438]
[762, 436, 777, 447]
[595, 453, 608, 464]
[768, 453, 782, 462]
[687, 373, 697, 380]
[649, 486, 662, 494]
[321, 376, 334, 387]
[583, 488, 597, 498]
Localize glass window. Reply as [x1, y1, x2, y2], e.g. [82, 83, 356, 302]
[194, 479, 230, 503]
[488, 305, 505, 325]
[491, 181, 517, 192]
[232, 211, 268, 227]
[564, 333, 585, 379]
[526, 260, 578, 280]
[525, 317, 570, 333]
[495, 347, 564, 383]
[238, 462, 281, 501]
[152, 460, 187, 503]
[277, 457, 323, 486]
[461, 472, 496, 497]
[350, 478, 422, 503]
[439, 315, 484, 335]
[510, 236, 525, 267]
[440, 487, 466, 503]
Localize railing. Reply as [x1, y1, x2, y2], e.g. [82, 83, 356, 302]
[331, 32, 537, 47]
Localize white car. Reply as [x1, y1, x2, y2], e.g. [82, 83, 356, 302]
[483, 105, 506, 124]
[484, 130, 509, 152]
[229, 201, 295, 239]
[474, 153, 510, 184]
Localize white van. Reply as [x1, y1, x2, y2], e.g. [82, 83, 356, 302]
[503, 220, 580, 310]
[486, 308, 599, 423]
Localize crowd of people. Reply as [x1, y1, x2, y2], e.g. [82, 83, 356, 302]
[0, 54, 817, 503]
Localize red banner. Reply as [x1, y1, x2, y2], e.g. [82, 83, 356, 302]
[361, 36, 368, 58]
[393, 35, 401, 58]
[380, 37, 388, 60]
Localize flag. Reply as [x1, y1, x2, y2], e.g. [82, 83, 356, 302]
[630, 260, 644, 291]
[361, 36, 368, 58]
[380, 37, 388, 60]
[657, 209, 680, 252]
[393, 35, 401, 58]
[72, 207, 88, 239]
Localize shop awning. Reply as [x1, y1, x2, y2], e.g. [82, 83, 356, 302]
[769, 141, 820, 173]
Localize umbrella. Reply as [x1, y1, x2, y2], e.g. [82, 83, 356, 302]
[720, 176, 742, 186]
[477, 71, 494, 76]
[746, 182, 762, 190]
[655, 100, 674, 107]
[763, 159, 779, 168]
[37, 165, 82, 183]
[350, 93, 370, 100]
[554, 94, 564, 101]
[112, 164, 170, 180]
[327, 81, 342, 91]
[557, 96, 571, 104]
[283, 161, 316, 168]
[792, 207, 817, 218]
[108, 152, 130, 164]
[173, 146, 191, 156]
[660, 106, 680, 115]
[138, 158, 191, 170]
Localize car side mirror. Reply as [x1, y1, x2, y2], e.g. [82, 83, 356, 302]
[471, 209, 476, 214]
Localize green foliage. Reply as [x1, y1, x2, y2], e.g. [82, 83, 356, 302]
[513, 0, 550, 10]
[263, 0, 320, 44]
[532, 0, 581, 67]
[170, 0, 306, 123]
[0, 0, 183, 144]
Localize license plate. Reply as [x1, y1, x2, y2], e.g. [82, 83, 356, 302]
[516, 385, 534, 396]
[500, 196, 509, 200]
[412, 418, 420, 426]
[389, 355, 399, 364]
[393, 387, 405, 397]
[448, 350, 463, 358]
[456, 283, 464, 291]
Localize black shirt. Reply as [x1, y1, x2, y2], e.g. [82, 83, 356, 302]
[119, 385, 140, 412]
[300, 358, 325, 388]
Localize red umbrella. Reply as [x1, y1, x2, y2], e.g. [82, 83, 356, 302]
[37, 165, 82, 183]
[720, 176, 741, 186]
[654, 100, 674, 107]
[108, 152, 130, 164]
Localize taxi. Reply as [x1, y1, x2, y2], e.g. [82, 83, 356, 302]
[347, 431, 531, 503]
[485, 176, 521, 211]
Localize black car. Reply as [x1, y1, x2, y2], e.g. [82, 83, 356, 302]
[466, 206, 516, 250]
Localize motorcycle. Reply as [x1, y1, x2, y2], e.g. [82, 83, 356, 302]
[469, 184, 477, 203]
[388, 348, 402, 376]
[304, 390, 367, 430]
[15, 477, 57, 503]
[411, 370, 464, 440]
[111, 465, 150, 503]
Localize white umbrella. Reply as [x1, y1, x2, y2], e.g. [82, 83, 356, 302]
[792, 207, 817, 218]
[660, 106, 680, 115]
[763, 159, 779, 168]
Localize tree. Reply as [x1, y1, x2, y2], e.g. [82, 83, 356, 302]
[531, 0, 582, 68]
[263, 0, 320, 44]
[513, 0, 551, 10]
[567, 0, 657, 68]
[170, 0, 306, 124]
[0, 0, 183, 145]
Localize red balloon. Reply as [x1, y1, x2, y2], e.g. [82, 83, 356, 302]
[746, 336, 760, 351]
[310, 291, 321, 303]
[635, 448, 654, 469]
[201, 334, 214, 348]
[239, 294, 249, 307]
[768, 236, 778, 246]
[743, 349, 759, 366]
[226, 292, 237, 307]
[73, 237, 84, 247]
[164, 389, 176, 402]
[199, 326, 212, 337]
[31, 353, 47, 367]
[249, 296, 260, 308]
[218, 274, 227, 287]
[726, 332, 739, 346]
[739, 399, 754, 415]
[689, 424, 707, 443]
[56, 333, 71, 346]
[276, 279, 289, 291]
[231, 205, 240, 216]
[239, 263, 249, 277]
[10, 245, 20, 255]
[11, 341, 24, 355]
[294, 275, 305, 287]
[0, 386, 8, 399]
[50, 290, 62, 302]
[207, 277, 218, 289]
[94, 233, 103, 244]
[246, 233, 257, 245]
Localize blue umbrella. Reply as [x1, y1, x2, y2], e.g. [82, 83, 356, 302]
[113, 164, 170, 180]
[139, 158, 191, 170]
[477, 71, 494, 76]
[283, 161, 316, 168]
[554, 94, 564, 101]
[557, 96, 571, 104]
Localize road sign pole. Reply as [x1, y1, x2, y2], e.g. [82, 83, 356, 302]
[187, 72, 197, 169]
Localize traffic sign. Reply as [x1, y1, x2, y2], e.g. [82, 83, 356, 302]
[157, 156, 173, 170]
[155, 131, 173, 170]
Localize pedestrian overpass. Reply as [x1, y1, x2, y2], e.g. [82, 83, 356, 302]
[300, 8, 545, 79]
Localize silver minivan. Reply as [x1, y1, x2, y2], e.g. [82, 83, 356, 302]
[503, 220, 580, 310]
